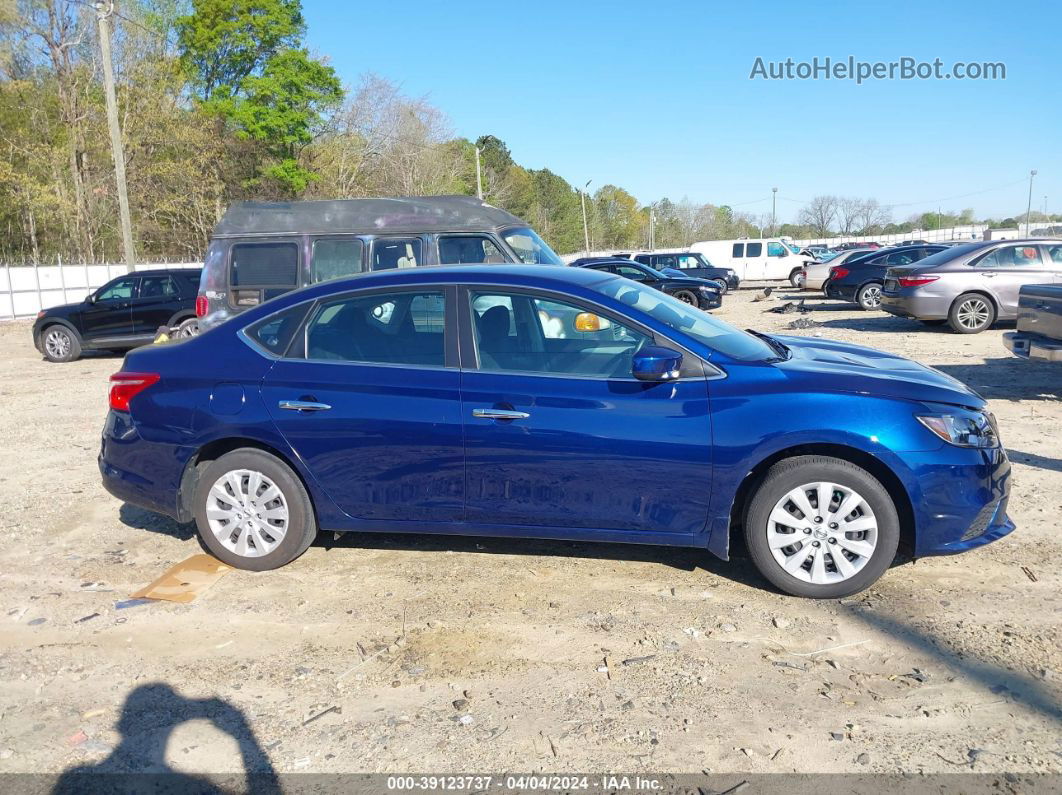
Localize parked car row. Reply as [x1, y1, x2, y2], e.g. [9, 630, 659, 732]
[568, 258, 722, 311]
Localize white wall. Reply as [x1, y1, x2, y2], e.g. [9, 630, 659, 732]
[0, 263, 201, 320]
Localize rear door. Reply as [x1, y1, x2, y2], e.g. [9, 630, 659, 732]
[974, 244, 1052, 318]
[731, 243, 748, 279]
[260, 287, 464, 522]
[130, 274, 181, 336]
[459, 287, 712, 537]
[82, 275, 137, 341]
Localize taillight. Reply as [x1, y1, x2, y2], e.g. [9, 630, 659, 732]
[109, 372, 160, 412]
[897, 274, 940, 288]
[195, 295, 208, 317]
[830, 267, 849, 280]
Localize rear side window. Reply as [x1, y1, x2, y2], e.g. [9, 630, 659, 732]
[138, 275, 178, 298]
[312, 238, 365, 283]
[372, 239, 422, 270]
[245, 302, 311, 357]
[978, 245, 1043, 268]
[732, 243, 744, 257]
[746, 243, 763, 257]
[231, 242, 299, 287]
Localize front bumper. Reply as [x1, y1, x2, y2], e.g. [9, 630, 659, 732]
[1003, 330, 1062, 361]
[900, 445, 1015, 557]
[699, 292, 723, 310]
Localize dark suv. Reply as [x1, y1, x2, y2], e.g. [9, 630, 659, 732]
[33, 268, 202, 362]
[571, 259, 721, 310]
[623, 252, 739, 292]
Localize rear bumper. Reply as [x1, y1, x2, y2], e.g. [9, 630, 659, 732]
[1003, 330, 1062, 361]
[879, 291, 949, 320]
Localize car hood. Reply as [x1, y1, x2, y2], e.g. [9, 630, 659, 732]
[770, 334, 985, 410]
[664, 277, 720, 291]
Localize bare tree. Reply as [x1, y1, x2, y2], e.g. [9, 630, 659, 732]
[837, 196, 863, 235]
[856, 198, 891, 233]
[798, 195, 838, 237]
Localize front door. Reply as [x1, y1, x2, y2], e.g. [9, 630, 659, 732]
[82, 275, 137, 342]
[261, 287, 464, 522]
[460, 288, 712, 539]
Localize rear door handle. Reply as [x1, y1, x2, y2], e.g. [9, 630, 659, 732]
[278, 400, 332, 412]
[472, 408, 530, 420]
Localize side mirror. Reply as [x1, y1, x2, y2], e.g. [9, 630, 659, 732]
[632, 346, 683, 382]
[85, 293, 96, 304]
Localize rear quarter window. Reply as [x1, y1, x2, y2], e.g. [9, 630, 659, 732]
[231, 242, 299, 287]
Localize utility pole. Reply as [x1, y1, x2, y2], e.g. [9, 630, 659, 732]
[580, 179, 592, 256]
[1026, 170, 1037, 236]
[474, 146, 483, 200]
[771, 187, 777, 236]
[95, 2, 135, 266]
[649, 209, 655, 250]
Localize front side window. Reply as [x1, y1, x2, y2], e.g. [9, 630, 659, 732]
[676, 254, 702, 269]
[502, 227, 563, 265]
[978, 245, 1043, 268]
[96, 277, 137, 302]
[231, 242, 299, 287]
[372, 239, 422, 270]
[138, 275, 178, 298]
[746, 242, 763, 257]
[767, 242, 786, 257]
[471, 291, 650, 378]
[302, 290, 445, 366]
[312, 238, 365, 283]
[439, 235, 505, 264]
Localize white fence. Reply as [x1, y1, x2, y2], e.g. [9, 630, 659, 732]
[0, 262, 201, 320]
[792, 225, 988, 247]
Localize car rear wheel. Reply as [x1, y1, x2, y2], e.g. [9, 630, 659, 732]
[673, 289, 698, 306]
[789, 269, 805, 288]
[42, 325, 81, 363]
[744, 455, 899, 598]
[948, 293, 995, 334]
[194, 449, 317, 571]
[175, 318, 199, 338]
[856, 282, 883, 311]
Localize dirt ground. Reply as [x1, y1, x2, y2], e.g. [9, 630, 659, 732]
[0, 285, 1059, 783]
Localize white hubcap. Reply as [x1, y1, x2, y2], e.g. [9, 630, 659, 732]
[766, 481, 878, 584]
[205, 469, 289, 557]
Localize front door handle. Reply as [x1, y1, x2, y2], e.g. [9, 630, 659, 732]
[980, 272, 997, 278]
[472, 408, 530, 421]
[278, 400, 332, 412]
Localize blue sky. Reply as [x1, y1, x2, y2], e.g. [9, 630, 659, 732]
[305, 0, 1059, 224]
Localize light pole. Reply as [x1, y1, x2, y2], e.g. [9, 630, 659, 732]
[580, 180, 592, 256]
[1026, 170, 1037, 236]
[771, 187, 777, 236]
[474, 146, 483, 200]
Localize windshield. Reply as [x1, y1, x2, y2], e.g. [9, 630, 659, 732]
[589, 276, 776, 362]
[503, 227, 564, 265]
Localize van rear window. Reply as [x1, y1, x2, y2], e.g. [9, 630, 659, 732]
[231, 242, 299, 287]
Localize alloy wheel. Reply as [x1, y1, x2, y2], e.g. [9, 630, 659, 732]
[205, 469, 289, 558]
[956, 297, 991, 330]
[860, 284, 882, 309]
[765, 481, 878, 585]
[44, 329, 71, 359]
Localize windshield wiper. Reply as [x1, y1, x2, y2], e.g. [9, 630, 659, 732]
[745, 328, 791, 361]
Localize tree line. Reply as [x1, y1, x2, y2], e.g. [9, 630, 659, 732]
[1, 1, 1056, 265]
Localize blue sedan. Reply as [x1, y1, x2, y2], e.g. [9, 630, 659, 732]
[99, 265, 1013, 598]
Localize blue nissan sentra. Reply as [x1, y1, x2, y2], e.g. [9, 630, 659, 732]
[100, 265, 1013, 598]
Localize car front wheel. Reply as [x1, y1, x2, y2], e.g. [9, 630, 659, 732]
[673, 289, 698, 306]
[856, 282, 883, 311]
[744, 455, 899, 598]
[194, 448, 318, 571]
[948, 293, 995, 334]
[41, 325, 81, 363]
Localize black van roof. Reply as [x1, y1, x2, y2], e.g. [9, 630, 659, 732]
[212, 196, 528, 238]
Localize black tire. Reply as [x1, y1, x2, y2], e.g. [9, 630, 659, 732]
[948, 293, 995, 334]
[175, 318, 199, 338]
[919, 319, 947, 327]
[710, 279, 728, 295]
[744, 455, 900, 598]
[194, 448, 317, 571]
[856, 282, 883, 311]
[40, 324, 81, 363]
[673, 289, 698, 306]
[789, 269, 804, 288]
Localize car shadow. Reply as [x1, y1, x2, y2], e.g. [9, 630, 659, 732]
[52, 682, 280, 793]
[932, 357, 1062, 401]
[1007, 449, 1062, 472]
[816, 314, 930, 332]
[119, 503, 196, 541]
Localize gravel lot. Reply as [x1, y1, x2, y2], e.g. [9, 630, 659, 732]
[0, 285, 1059, 781]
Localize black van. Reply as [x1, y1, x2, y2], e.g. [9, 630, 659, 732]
[196, 196, 564, 331]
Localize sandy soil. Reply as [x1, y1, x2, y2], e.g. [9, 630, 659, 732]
[0, 285, 1059, 782]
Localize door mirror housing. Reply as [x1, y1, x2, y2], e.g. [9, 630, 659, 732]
[85, 293, 96, 304]
[631, 346, 683, 382]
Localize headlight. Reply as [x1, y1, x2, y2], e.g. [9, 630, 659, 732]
[699, 285, 718, 293]
[917, 412, 999, 448]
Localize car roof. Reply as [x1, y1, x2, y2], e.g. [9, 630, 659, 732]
[212, 196, 528, 238]
[130, 268, 202, 277]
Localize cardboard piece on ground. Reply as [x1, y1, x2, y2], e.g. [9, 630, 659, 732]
[130, 554, 232, 604]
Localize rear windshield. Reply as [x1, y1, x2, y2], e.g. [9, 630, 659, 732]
[912, 243, 980, 269]
[231, 242, 299, 287]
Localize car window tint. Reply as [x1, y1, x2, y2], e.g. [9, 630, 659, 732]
[138, 275, 178, 298]
[746, 243, 763, 257]
[304, 290, 444, 366]
[979, 245, 1043, 268]
[676, 255, 700, 269]
[1045, 244, 1062, 265]
[312, 239, 365, 283]
[96, 277, 137, 301]
[231, 242, 299, 287]
[372, 239, 422, 270]
[657, 256, 679, 268]
[885, 251, 917, 265]
[439, 235, 505, 264]
[732, 243, 744, 257]
[471, 292, 651, 378]
[614, 265, 649, 281]
[767, 242, 785, 257]
[247, 302, 312, 357]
